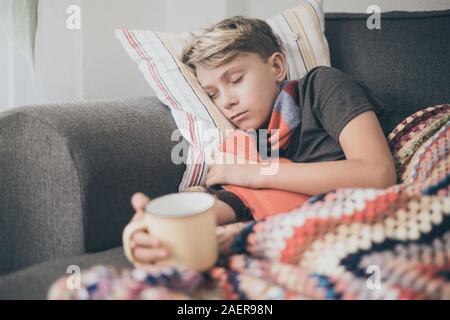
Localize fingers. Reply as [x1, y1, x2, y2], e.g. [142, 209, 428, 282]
[131, 211, 145, 223]
[130, 230, 168, 264]
[131, 192, 151, 212]
[206, 171, 221, 188]
[128, 193, 169, 265]
[133, 247, 168, 264]
[132, 231, 159, 247]
[205, 174, 214, 188]
[205, 165, 216, 187]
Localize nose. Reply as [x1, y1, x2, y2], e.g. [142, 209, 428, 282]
[221, 92, 238, 110]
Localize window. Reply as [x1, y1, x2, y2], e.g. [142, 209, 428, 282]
[0, 0, 38, 111]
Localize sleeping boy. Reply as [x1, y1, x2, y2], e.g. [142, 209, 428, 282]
[125, 16, 396, 267]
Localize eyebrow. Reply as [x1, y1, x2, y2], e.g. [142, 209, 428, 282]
[201, 65, 245, 90]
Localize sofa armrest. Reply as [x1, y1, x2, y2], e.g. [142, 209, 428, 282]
[0, 97, 187, 275]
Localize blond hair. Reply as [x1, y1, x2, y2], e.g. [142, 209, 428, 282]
[181, 16, 285, 72]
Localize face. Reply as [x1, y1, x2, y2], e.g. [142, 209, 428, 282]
[196, 52, 287, 131]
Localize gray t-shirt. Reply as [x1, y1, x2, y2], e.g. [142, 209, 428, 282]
[281, 66, 388, 162]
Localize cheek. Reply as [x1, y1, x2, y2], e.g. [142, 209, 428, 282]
[251, 85, 278, 117]
[238, 74, 279, 128]
[243, 77, 275, 107]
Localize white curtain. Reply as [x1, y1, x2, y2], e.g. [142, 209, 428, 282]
[0, 0, 39, 110]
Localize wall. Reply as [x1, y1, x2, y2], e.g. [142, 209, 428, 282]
[324, 0, 450, 13]
[81, 0, 450, 101]
[81, 0, 235, 100]
[81, 0, 165, 100]
[247, 0, 450, 17]
[34, 0, 83, 104]
[16, 0, 450, 105]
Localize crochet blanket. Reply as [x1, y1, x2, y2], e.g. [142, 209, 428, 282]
[48, 105, 450, 300]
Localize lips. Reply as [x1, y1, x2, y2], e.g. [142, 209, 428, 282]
[231, 111, 247, 121]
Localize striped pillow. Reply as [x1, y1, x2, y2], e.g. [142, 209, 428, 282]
[115, 0, 330, 191]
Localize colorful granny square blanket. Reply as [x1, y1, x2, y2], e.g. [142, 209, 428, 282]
[48, 105, 450, 300]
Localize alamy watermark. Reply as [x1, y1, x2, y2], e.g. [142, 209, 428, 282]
[367, 5, 381, 30]
[366, 264, 381, 290]
[66, 265, 81, 290]
[66, 5, 81, 30]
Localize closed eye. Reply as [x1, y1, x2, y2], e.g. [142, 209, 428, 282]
[231, 76, 243, 84]
[208, 92, 218, 99]
[207, 75, 243, 99]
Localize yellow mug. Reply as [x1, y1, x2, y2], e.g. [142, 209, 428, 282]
[122, 192, 218, 271]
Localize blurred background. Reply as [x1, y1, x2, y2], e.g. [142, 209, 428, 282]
[1, 0, 450, 110]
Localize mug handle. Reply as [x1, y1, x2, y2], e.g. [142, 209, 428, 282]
[122, 220, 148, 265]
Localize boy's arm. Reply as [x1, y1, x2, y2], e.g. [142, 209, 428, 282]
[256, 111, 397, 195]
[215, 200, 238, 225]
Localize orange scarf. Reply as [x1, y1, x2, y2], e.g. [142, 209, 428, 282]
[220, 80, 310, 220]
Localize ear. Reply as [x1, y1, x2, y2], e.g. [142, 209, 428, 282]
[269, 52, 287, 83]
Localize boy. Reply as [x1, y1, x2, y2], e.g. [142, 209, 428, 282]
[127, 16, 396, 267]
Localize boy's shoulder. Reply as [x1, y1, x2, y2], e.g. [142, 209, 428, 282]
[281, 66, 337, 92]
[300, 66, 343, 82]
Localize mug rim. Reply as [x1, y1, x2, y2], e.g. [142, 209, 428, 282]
[144, 192, 216, 218]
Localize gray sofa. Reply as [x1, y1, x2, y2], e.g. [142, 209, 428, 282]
[1, 10, 449, 299]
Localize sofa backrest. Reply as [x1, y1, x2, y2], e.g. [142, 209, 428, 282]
[325, 9, 450, 134]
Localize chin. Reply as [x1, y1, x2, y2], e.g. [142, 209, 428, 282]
[237, 122, 254, 131]
[236, 117, 263, 131]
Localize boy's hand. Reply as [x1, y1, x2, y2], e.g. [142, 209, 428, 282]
[205, 163, 262, 189]
[128, 193, 169, 265]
